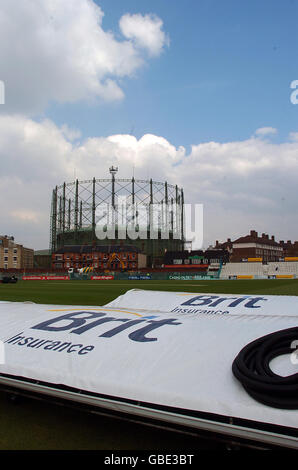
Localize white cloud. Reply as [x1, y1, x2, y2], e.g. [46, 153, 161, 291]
[0, 115, 297, 249]
[60, 124, 82, 142]
[119, 13, 169, 57]
[0, 0, 168, 114]
[255, 127, 277, 137]
[11, 210, 40, 223]
[176, 136, 298, 246]
[288, 131, 298, 142]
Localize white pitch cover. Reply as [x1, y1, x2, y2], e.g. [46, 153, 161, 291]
[0, 291, 297, 436]
[106, 288, 298, 317]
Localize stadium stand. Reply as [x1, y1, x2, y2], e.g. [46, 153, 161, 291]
[163, 250, 228, 278]
[220, 262, 264, 278]
[207, 261, 222, 276]
[220, 261, 298, 279]
[267, 262, 298, 277]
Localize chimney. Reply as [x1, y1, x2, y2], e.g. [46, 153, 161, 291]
[227, 238, 231, 243]
[250, 230, 257, 237]
[271, 235, 275, 241]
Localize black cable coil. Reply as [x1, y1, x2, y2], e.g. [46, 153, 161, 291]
[232, 327, 298, 409]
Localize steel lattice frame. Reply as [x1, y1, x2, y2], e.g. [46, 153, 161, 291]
[50, 177, 184, 255]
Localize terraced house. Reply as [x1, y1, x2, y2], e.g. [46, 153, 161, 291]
[0, 235, 34, 270]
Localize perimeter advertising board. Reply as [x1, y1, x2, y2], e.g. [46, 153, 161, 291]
[91, 276, 114, 280]
[22, 276, 69, 280]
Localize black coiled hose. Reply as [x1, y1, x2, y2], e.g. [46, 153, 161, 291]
[232, 327, 298, 409]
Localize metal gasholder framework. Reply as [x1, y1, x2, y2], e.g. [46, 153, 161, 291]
[50, 176, 185, 264]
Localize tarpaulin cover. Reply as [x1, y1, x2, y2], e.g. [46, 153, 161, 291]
[106, 288, 298, 317]
[0, 290, 297, 431]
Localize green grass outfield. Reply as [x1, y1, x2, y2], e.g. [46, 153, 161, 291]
[1, 278, 298, 305]
[0, 278, 297, 450]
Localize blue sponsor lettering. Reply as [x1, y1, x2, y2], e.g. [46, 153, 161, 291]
[181, 295, 267, 309]
[5, 331, 94, 355]
[31, 311, 105, 333]
[31, 311, 182, 343]
[128, 319, 182, 342]
[171, 307, 229, 315]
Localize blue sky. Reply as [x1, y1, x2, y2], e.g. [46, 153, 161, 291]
[1, 0, 298, 249]
[45, 0, 298, 148]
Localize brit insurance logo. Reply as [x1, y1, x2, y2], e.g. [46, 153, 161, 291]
[4, 309, 182, 358]
[170, 294, 271, 316]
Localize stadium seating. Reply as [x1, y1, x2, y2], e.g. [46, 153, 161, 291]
[220, 262, 264, 278]
[267, 262, 298, 277]
[207, 262, 221, 277]
[220, 262, 298, 279]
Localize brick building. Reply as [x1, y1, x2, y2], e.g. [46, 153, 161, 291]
[279, 240, 298, 258]
[215, 230, 287, 262]
[214, 238, 233, 254]
[34, 249, 52, 269]
[231, 231, 283, 262]
[0, 235, 34, 270]
[52, 245, 146, 271]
